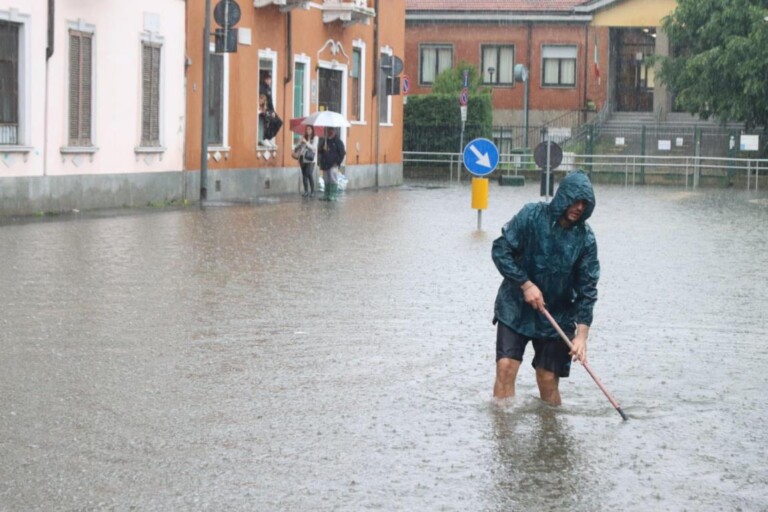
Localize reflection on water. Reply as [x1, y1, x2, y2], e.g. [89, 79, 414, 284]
[489, 401, 581, 510]
[0, 184, 767, 510]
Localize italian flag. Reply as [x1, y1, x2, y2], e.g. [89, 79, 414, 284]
[594, 33, 601, 85]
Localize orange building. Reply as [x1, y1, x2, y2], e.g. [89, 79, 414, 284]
[185, 0, 404, 201]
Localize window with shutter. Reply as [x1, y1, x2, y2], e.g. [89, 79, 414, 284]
[141, 42, 161, 147]
[350, 47, 361, 121]
[207, 53, 224, 146]
[0, 20, 20, 145]
[378, 51, 391, 125]
[69, 30, 93, 146]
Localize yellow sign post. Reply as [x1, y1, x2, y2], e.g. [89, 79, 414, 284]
[471, 177, 489, 230]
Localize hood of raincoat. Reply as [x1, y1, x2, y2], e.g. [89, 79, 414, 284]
[548, 170, 595, 225]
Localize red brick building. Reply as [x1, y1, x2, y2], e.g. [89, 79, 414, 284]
[405, 0, 677, 128]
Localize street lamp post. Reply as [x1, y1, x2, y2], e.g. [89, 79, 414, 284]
[487, 66, 495, 87]
[514, 63, 529, 148]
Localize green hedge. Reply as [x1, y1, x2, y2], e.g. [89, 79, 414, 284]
[404, 93, 493, 153]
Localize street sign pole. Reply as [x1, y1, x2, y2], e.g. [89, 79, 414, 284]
[459, 84, 469, 183]
[200, 0, 212, 208]
[459, 120, 465, 183]
[546, 136, 552, 201]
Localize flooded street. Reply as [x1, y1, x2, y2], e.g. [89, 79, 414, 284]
[1, 182, 767, 511]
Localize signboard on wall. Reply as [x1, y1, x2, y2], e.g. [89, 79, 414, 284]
[740, 134, 759, 151]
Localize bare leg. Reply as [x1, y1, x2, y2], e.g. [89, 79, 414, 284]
[494, 358, 521, 399]
[535, 367, 561, 406]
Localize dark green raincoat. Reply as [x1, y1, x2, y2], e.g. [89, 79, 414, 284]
[492, 170, 600, 338]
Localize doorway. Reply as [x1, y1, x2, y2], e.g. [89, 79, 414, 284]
[614, 28, 656, 112]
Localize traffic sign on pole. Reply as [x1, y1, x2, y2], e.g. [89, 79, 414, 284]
[463, 69, 469, 88]
[463, 138, 499, 177]
[459, 87, 469, 106]
[401, 74, 410, 95]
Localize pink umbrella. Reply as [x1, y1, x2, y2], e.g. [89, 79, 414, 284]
[289, 117, 325, 136]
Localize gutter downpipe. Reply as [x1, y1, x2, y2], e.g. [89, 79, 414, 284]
[284, 12, 292, 89]
[373, 0, 380, 190]
[44, 0, 54, 177]
[583, 23, 589, 124]
[526, 22, 532, 148]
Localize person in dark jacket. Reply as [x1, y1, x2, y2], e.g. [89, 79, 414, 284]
[259, 72, 282, 147]
[317, 127, 346, 201]
[492, 170, 600, 405]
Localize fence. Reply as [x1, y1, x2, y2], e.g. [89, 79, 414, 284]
[405, 122, 762, 160]
[403, 150, 767, 191]
[404, 118, 766, 189]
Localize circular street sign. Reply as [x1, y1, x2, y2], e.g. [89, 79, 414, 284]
[463, 138, 499, 177]
[214, 0, 242, 27]
[534, 141, 563, 170]
[459, 88, 469, 106]
[392, 56, 404, 77]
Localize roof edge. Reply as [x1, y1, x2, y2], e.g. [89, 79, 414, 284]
[406, 13, 593, 23]
[574, 0, 623, 13]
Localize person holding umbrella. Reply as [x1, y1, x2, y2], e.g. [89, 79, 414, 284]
[317, 126, 346, 201]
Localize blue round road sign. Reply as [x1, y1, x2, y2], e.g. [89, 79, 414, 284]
[463, 138, 499, 177]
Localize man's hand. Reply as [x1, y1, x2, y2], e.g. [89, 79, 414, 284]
[521, 281, 545, 312]
[570, 324, 590, 362]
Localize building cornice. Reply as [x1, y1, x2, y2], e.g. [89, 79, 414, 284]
[406, 12, 593, 23]
[574, 0, 623, 13]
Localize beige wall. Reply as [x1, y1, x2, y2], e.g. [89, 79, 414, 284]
[2, 1, 186, 178]
[592, 0, 676, 27]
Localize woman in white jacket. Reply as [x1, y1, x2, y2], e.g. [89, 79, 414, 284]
[298, 125, 318, 197]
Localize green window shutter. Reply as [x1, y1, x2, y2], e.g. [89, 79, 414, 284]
[68, 30, 93, 146]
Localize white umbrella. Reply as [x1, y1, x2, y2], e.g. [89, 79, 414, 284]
[300, 110, 350, 128]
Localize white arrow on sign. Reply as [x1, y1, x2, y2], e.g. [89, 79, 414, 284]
[469, 144, 491, 168]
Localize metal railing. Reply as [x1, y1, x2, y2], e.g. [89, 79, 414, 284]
[0, 123, 18, 145]
[403, 151, 767, 191]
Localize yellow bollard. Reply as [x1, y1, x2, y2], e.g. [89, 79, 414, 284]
[471, 177, 489, 230]
[471, 177, 489, 210]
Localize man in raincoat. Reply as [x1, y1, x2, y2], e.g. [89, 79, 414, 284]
[492, 170, 600, 405]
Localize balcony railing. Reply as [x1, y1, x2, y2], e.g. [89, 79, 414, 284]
[253, 0, 310, 11]
[0, 123, 18, 145]
[322, 0, 375, 26]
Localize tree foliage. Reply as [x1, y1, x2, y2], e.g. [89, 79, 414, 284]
[659, 0, 768, 132]
[430, 60, 487, 95]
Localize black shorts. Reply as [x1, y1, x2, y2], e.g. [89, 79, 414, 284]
[495, 321, 572, 378]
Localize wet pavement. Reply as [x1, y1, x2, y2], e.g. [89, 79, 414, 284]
[1, 182, 767, 511]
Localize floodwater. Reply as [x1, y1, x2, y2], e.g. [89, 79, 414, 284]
[1, 182, 767, 511]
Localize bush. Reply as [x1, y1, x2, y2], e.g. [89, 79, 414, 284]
[404, 93, 492, 153]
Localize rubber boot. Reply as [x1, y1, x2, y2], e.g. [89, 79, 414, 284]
[329, 183, 338, 201]
[320, 183, 331, 201]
